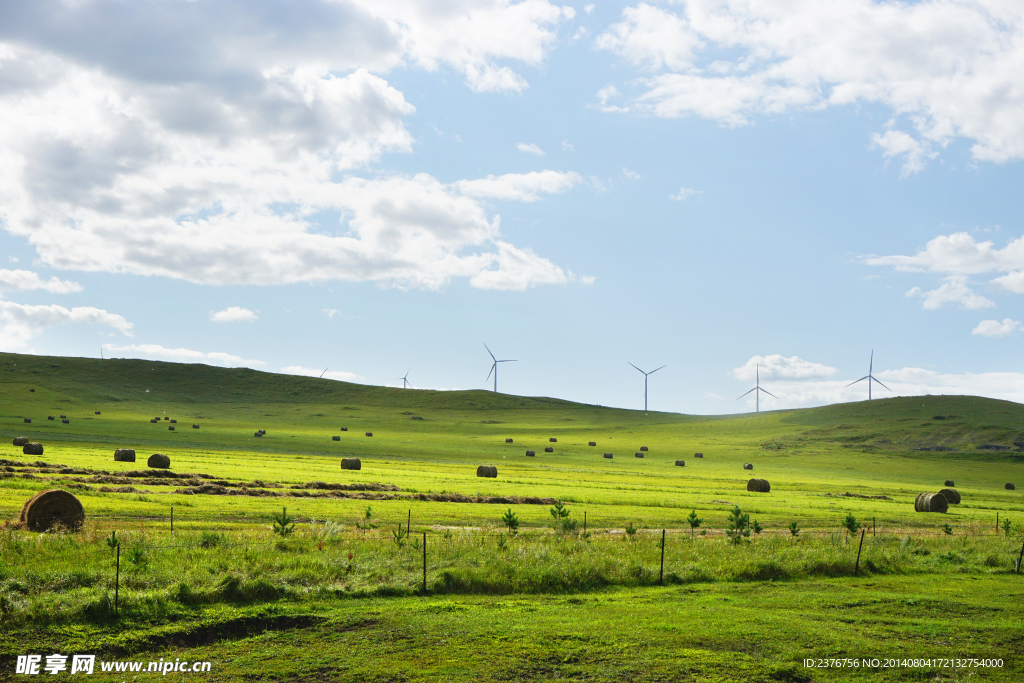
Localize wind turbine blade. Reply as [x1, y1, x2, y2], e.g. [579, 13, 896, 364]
[869, 349, 874, 374]
[846, 376, 869, 387]
[650, 365, 667, 374]
[737, 387, 757, 399]
[760, 388, 779, 399]
[498, 359, 517, 363]
[484, 343, 496, 362]
[486, 363, 495, 382]
[319, 367, 328, 378]
[872, 376, 892, 392]
[628, 362, 644, 374]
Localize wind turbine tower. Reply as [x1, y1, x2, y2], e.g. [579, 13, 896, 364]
[737, 364, 778, 413]
[629, 363, 666, 412]
[847, 350, 890, 400]
[393, 369, 411, 389]
[484, 344, 516, 393]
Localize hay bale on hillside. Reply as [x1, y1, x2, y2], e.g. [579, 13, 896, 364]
[476, 465, 497, 478]
[192, 424, 199, 429]
[48, 416, 54, 420]
[23, 442, 43, 456]
[506, 438, 513, 443]
[341, 458, 361, 471]
[340, 427, 348, 432]
[163, 417, 169, 421]
[549, 438, 557, 443]
[168, 426, 175, 431]
[635, 452, 644, 458]
[60, 415, 66, 419]
[1007, 483, 1016, 490]
[147, 453, 171, 469]
[20, 489, 84, 532]
[13, 437, 29, 446]
[914, 492, 948, 513]
[695, 452, 704, 458]
[23, 418, 31, 423]
[29, 388, 34, 392]
[61, 419, 69, 424]
[170, 419, 176, 423]
[743, 463, 753, 470]
[746, 478, 770, 493]
[332, 435, 341, 441]
[944, 479, 955, 487]
[365, 432, 373, 437]
[150, 419, 158, 423]
[544, 447, 554, 453]
[640, 446, 648, 451]
[254, 431, 262, 437]
[603, 453, 613, 459]
[114, 449, 136, 463]
[94, 411, 101, 415]
[588, 441, 596, 446]
[675, 460, 685, 467]
[526, 450, 536, 457]
[938, 488, 960, 505]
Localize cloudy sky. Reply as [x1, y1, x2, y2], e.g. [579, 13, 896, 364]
[2, 0, 1023, 413]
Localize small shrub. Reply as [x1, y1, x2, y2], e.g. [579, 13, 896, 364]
[788, 521, 800, 538]
[686, 510, 703, 538]
[726, 506, 751, 545]
[501, 509, 520, 536]
[842, 513, 861, 542]
[624, 522, 638, 539]
[198, 531, 226, 548]
[941, 523, 953, 535]
[272, 507, 295, 536]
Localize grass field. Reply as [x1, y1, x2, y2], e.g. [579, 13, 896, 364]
[1, 351, 1023, 681]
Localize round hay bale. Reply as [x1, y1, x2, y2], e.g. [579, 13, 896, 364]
[476, 465, 497, 478]
[694, 452, 704, 458]
[47, 416, 54, 420]
[147, 453, 171, 469]
[914, 492, 948, 513]
[168, 425, 175, 431]
[1007, 483, 1016, 490]
[341, 458, 361, 470]
[170, 419, 176, 423]
[61, 419, 69, 424]
[944, 479, 955, 487]
[23, 418, 31, 423]
[114, 448, 136, 463]
[259, 429, 265, 435]
[544, 446, 554, 453]
[743, 463, 753, 470]
[150, 419, 158, 423]
[746, 478, 770, 493]
[526, 450, 536, 456]
[94, 411, 101, 415]
[192, 424, 200, 429]
[23, 442, 43, 456]
[60, 415, 66, 419]
[254, 431, 262, 437]
[603, 453, 613, 459]
[505, 438, 513, 443]
[163, 417, 169, 421]
[675, 460, 685, 467]
[640, 446, 648, 451]
[588, 441, 596, 446]
[332, 435, 341, 441]
[634, 452, 644, 458]
[29, 388, 34, 392]
[365, 432, 373, 437]
[938, 488, 960, 505]
[13, 437, 29, 446]
[549, 437, 557, 443]
[340, 427, 348, 431]
[20, 489, 84, 532]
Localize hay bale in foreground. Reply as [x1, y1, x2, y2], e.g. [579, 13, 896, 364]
[20, 489, 84, 532]
[114, 448, 136, 463]
[675, 460, 685, 467]
[13, 437, 29, 446]
[743, 463, 753, 470]
[938, 488, 960, 505]
[23, 443, 43, 456]
[147, 453, 171, 469]
[341, 458, 361, 470]
[505, 438, 513, 443]
[944, 479, 955, 487]
[544, 447, 554, 453]
[332, 435, 341, 441]
[914, 492, 948, 513]
[603, 453, 613, 459]
[476, 465, 498, 478]
[694, 453, 704, 458]
[640, 446, 648, 452]
[525, 450, 536, 457]
[588, 441, 596, 446]
[634, 452, 644, 458]
[747, 478, 770, 493]
[1007, 483, 1016, 490]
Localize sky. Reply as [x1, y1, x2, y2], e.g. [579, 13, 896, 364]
[1, 0, 1024, 415]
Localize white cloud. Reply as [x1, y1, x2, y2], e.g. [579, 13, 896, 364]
[280, 365, 362, 382]
[469, 241, 594, 291]
[0, 301, 132, 351]
[596, 0, 1024, 167]
[906, 277, 994, 310]
[972, 318, 1023, 337]
[670, 187, 701, 201]
[104, 343, 263, 368]
[584, 4, 595, 15]
[323, 309, 341, 318]
[595, 85, 628, 112]
[454, 170, 581, 202]
[622, 168, 640, 180]
[561, 140, 574, 151]
[210, 306, 257, 323]
[0, 269, 82, 294]
[731, 355, 837, 382]
[517, 142, 545, 156]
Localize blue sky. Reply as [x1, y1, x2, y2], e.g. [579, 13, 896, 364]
[1, 0, 1023, 414]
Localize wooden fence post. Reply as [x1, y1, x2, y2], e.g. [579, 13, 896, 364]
[1017, 539, 1024, 575]
[170, 506, 174, 535]
[855, 528, 866, 574]
[115, 544, 120, 618]
[584, 511, 587, 534]
[996, 512, 999, 534]
[422, 533, 427, 592]
[659, 529, 666, 585]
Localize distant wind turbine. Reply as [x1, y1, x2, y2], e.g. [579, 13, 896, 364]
[394, 369, 411, 389]
[847, 350, 890, 400]
[629, 362, 666, 412]
[319, 367, 328, 378]
[484, 344, 516, 393]
[737, 364, 778, 413]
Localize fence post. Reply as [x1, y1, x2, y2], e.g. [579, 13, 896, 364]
[872, 516, 875, 537]
[408, 509, 411, 535]
[115, 544, 120, 618]
[659, 529, 666, 585]
[855, 528, 866, 574]
[1017, 539, 1024, 575]
[996, 512, 999, 534]
[584, 511, 587, 534]
[422, 533, 427, 592]
[170, 506, 174, 535]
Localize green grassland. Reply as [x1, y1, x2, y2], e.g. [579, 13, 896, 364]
[1, 351, 1023, 681]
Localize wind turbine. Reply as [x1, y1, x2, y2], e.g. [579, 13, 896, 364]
[737, 364, 778, 413]
[629, 363, 666, 412]
[484, 344, 516, 393]
[394, 369, 411, 389]
[847, 350, 890, 400]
